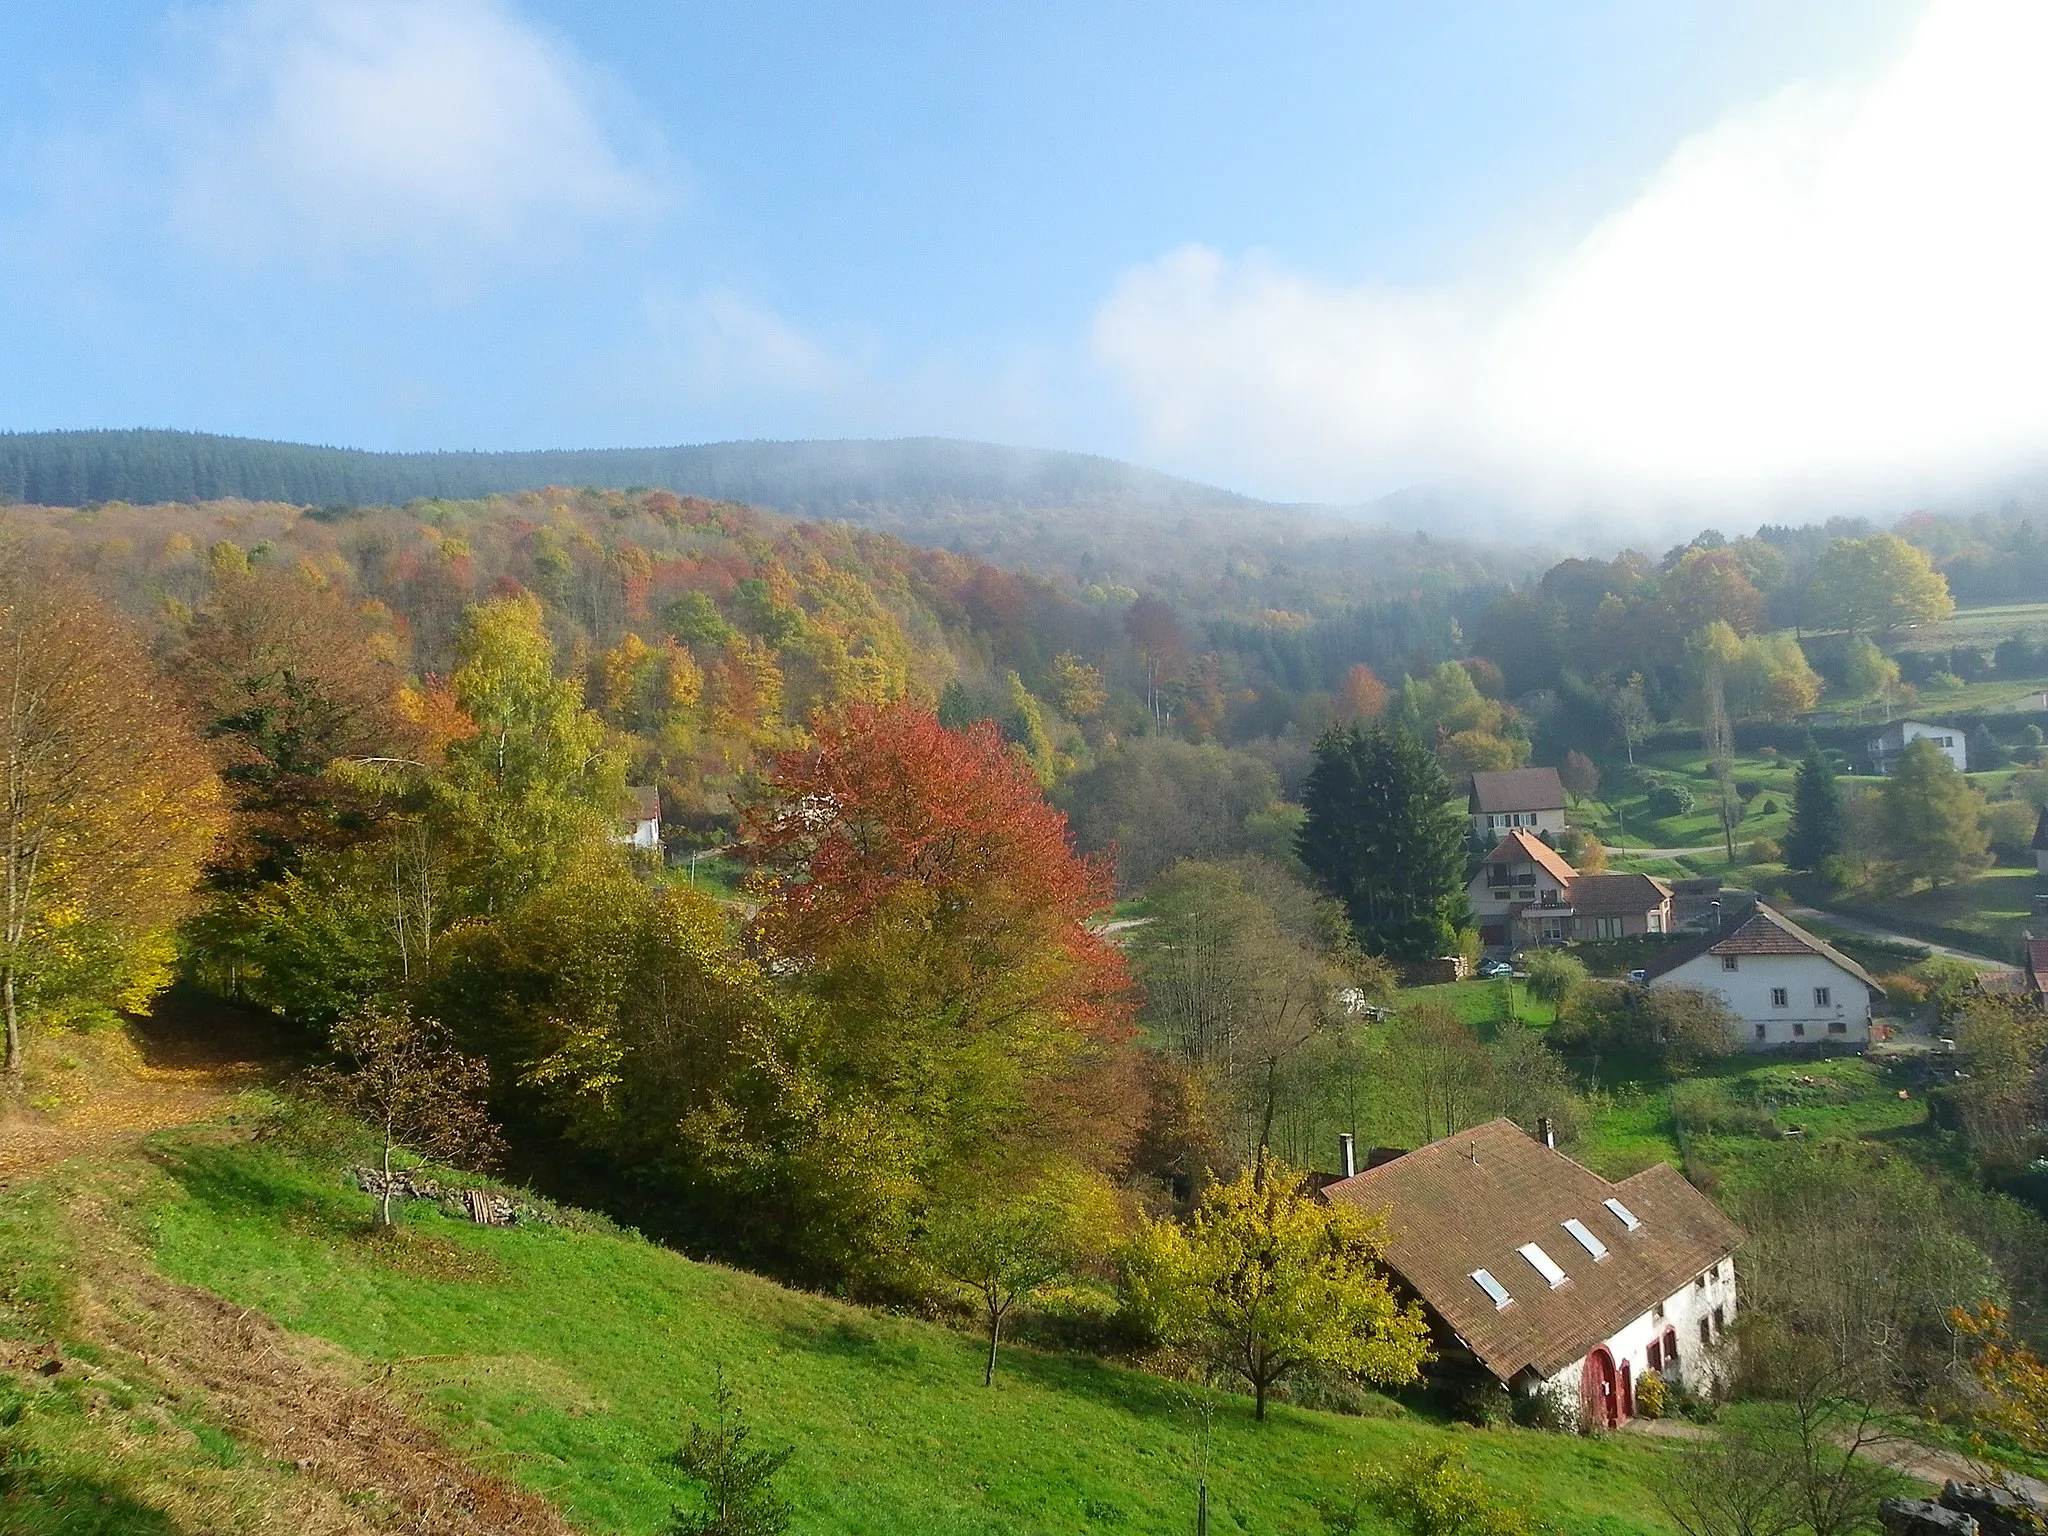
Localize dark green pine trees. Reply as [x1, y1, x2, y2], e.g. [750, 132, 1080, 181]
[1296, 724, 1470, 959]
[1784, 745, 1846, 873]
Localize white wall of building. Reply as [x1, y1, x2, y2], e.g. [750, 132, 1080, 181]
[1874, 721, 1967, 774]
[1473, 808, 1567, 840]
[1536, 1258, 1737, 1416]
[1653, 951, 1872, 1049]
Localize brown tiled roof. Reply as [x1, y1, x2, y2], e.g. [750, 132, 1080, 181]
[1469, 767, 1567, 815]
[1640, 905, 1882, 992]
[2027, 940, 2048, 992]
[1974, 969, 2033, 998]
[1480, 829, 1577, 887]
[2033, 808, 2048, 853]
[1324, 1119, 1743, 1381]
[628, 785, 661, 820]
[1571, 872, 1672, 916]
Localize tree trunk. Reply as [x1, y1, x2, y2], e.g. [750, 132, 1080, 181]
[2, 964, 19, 1078]
[983, 1307, 1002, 1387]
[379, 1127, 395, 1229]
[1254, 1374, 1267, 1421]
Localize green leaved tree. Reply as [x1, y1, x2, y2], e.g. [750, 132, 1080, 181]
[1878, 737, 1990, 889]
[1296, 725, 1470, 960]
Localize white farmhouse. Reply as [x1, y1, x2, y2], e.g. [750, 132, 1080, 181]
[619, 785, 662, 852]
[1643, 905, 1882, 1049]
[1868, 720, 1966, 775]
[1467, 767, 1568, 843]
[1324, 1119, 1742, 1427]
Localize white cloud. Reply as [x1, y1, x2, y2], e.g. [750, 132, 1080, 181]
[1094, 0, 2048, 506]
[640, 288, 847, 401]
[166, 0, 661, 269]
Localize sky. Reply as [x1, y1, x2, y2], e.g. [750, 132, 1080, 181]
[11, 0, 2039, 514]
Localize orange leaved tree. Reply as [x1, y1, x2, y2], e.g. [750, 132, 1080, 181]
[1, 570, 224, 1075]
[732, 702, 1138, 1285]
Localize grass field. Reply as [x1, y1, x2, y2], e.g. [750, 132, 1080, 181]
[1398, 978, 1558, 1030]
[1888, 601, 2048, 651]
[0, 1108, 1700, 1536]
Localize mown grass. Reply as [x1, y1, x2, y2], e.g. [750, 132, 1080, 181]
[1398, 979, 1557, 1031]
[0, 1118, 1699, 1536]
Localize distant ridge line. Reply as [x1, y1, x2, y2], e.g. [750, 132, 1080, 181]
[0, 428, 1267, 515]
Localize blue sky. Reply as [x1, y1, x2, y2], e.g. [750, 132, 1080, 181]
[14, 1, 2042, 508]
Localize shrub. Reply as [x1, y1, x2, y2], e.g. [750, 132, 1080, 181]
[1646, 783, 1694, 818]
[1743, 837, 1783, 865]
[1508, 1383, 1577, 1433]
[1761, 798, 1779, 815]
[1758, 746, 1780, 760]
[1928, 670, 1965, 691]
[1634, 1369, 1667, 1420]
[1735, 778, 1764, 801]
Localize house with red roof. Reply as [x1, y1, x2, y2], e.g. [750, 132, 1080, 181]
[1642, 904, 1882, 1049]
[1324, 1119, 1742, 1427]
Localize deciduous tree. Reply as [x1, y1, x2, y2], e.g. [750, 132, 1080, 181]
[1878, 737, 1990, 888]
[1, 571, 224, 1076]
[1121, 1159, 1430, 1420]
[1807, 534, 1954, 636]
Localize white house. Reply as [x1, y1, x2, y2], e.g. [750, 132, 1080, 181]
[1467, 829, 1577, 949]
[619, 785, 662, 851]
[1643, 905, 1882, 1049]
[1868, 720, 1966, 775]
[1324, 1119, 1742, 1427]
[1468, 767, 1568, 843]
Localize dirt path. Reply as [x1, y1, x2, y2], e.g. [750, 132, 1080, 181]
[0, 1003, 284, 1187]
[1622, 1416, 2048, 1501]
[1781, 902, 2017, 970]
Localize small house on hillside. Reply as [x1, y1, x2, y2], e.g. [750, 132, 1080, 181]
[619, 785, 662, 852]
[1572, 873, 1673, 940]
[1643, 905, 1881, 1049]
[2033, 807, 2047, 877]
[1468, 830, 1576, 948]
[1868, 720, 1966, 775]
[1468, 768, 1567, 843]
[1323, 1119, 1742, 1427]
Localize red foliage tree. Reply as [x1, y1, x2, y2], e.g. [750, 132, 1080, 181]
[739, 703, 1138, 1177]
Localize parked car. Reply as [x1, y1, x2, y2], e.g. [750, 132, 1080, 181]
[1627, 968, 1648, 984]
[1478, 959, 1514, 978]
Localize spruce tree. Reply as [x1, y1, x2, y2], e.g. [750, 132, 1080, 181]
[1784, 746, 1846, 873]
[1296, 724, 1470, 960]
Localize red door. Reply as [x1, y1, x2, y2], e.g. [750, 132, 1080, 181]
[1581, 1347, 1620, 1428]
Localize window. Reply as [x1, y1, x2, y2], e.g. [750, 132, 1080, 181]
[1647, 1339, 1663, 1371]
[1754, 1023, 1767, 1041]
[1770, 987, 1788, 1008]
[1700, 1318, 1713, 1346]
[1814, 987, 1832, 1007]
[1695, 1272, 1708, 1291]
[1722, 955, 1739, 972]
[1562, 1218, 1609, 1260]
[1713, 1306, 1726, 1334]
[1470, 1269, 1513, 1310]
[1602, 1198, 1642, 1231]
[1793, 1021, 1807, 1038]
[1648, 912, 1662, 933]
[1829, 1018, 1847, 1034]
[1518, 1243, 1569, 1288]
[1652, 1302, 1665, 1321]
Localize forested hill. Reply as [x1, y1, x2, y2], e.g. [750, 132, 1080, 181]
[0, 429, 1259, 519]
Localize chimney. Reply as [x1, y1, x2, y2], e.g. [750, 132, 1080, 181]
[1537, 1117, 1555, 1149]
[1337, 1133, 1356, 1180]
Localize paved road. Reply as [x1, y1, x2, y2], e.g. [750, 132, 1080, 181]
[1604, 845, 1718, 859]
[1624, 1417, 2048, 1502]
[1781, 902, 2017, 971]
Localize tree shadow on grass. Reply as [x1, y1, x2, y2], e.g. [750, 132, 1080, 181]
[1, 1445, 184, 1535]
[141, 1137, 363, 1239]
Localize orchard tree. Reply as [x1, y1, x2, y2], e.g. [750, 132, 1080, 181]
[1784, 747, 1846, 874]
[1121, 1159, 1431, 1420]
[1879, 737, 1990, 888]
[305, 1002, 504, 1227]
[1, 572, 224, 1077]
[924, 1169, 1120, 1386]
[1297, 725, 1470, 960]
[1558, 750, 1601, 805]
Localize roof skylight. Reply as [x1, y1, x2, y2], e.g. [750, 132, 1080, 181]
[1562, 1218, 1609, 1260]
[1603, 1198, 1642, 1231]
[1518, 1242, 1569, 1288]
[1470, 1269, 1513, 1310]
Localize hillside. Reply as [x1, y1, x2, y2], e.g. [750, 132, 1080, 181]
[0, 1079, 1694, 1535]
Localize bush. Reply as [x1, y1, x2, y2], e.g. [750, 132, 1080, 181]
[1928, 670, 1965, 691]
[1735, 778, 1764, 801]
[1744, 837, 1783, 865]
[1508, 1383, 1576, 1433]
[1634, 1369, 1667, 1420]
[1645, 783, 1694, 818]
[1761, 798, 1779, 815]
